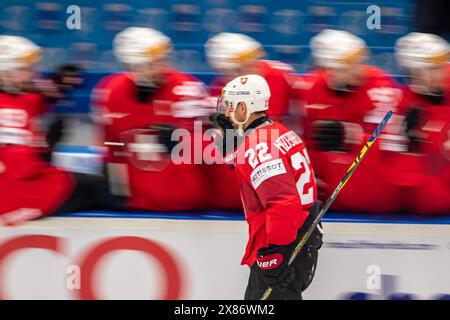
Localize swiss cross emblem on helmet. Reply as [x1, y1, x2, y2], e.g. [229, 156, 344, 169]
[240, 77, 248, 85]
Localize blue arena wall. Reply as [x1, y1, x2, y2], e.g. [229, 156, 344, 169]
[0, 1, 416, 113]
[1, 0, 414, 74]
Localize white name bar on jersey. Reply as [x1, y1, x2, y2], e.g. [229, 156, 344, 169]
[273, 130, 303, 155]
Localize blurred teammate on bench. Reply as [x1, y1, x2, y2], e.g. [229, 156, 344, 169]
[0, 35, 115, 225]
[205, 33, 302, 210]
[298, 29, 404, 213]
[395, 32, 450, 214]
[92, 27, 214, 211]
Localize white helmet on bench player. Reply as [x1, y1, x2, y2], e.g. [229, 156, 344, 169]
[113, 27, 173, 65]
[205, 32, 264, 72]
[310, 29, 367, 69]
[218, 74, 270, 125]
[0, 36, 41, 71]
[395, 32, 449, 70]
[396, 32, 449, 95]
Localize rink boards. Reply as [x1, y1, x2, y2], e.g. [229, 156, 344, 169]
[0, 212, 449, 300]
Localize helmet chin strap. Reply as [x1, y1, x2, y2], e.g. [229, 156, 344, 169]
[229, 107, 250, 136]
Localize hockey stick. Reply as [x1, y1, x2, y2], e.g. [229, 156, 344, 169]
[261, 110, 393, 300]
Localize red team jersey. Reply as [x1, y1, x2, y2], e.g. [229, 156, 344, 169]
[395, 64, 450, 214]
[300, 66, 404, 212]
[92, 69, 213, 211]
[208, 59, 300, 210]
[0, 91, 74, 225]
[232, 120, 317, 266]
[301, 66, 400, 142]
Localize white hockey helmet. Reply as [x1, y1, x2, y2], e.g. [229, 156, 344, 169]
[310, 29, 367, 69]
[218, 74, 270, 124]
[395, 32, 450, 70]
[0, 36, 41, 71]
[205, 32, 264, 72]
[113, 27, 173, 65]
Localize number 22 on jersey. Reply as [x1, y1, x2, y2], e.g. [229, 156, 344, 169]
[245, 142, 315, 206]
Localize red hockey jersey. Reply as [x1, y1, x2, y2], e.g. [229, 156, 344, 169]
[301, 66, 401, 144]
[207, 60, 301, 211]
[0, 91, 74, 225]
[395, 65, 450, 214]
[232, 120, 317, 266]
[300, 66, 404, 213]
[92, 69, 212, 211]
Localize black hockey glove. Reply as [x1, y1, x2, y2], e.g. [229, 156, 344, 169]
[300, 201, 324, 251]
[404, 107, 424, 153]
[209, 112, 234, 132]
[52, 64, 84, 95]
[311, 120, 346, 152]
[257, 201, 324, 294]
[46, 117, 66, 148]
[150, 123, 178, 154]
[209, 112, 238, 156]
[294, 201, 324, 292]
[41, 116, 67, 163]
[256, 245, 295, 293]
[33, 64, 84, 104]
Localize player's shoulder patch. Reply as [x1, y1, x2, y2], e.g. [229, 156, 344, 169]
[250, 158, 287, 189]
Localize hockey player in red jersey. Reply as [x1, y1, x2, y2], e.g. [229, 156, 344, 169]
[205, 32, 300, 120]
[204, 33, 301, 210]
[92, 27, 213, 211]
[0, 36, 75, 225]
[0, 36, 115, 225]
[300, 29, 403, 213]
[212, 74, 323, 300]
[395, 32, 450, 214]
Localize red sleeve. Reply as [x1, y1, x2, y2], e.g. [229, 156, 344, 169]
[90, 77, 118, 156]
[2, 146, 46, 180]
[261, 61, 297, 117]
[90, 75, 116, 126]
[237, 154, 303, 246]
[24, 92, 47, 115]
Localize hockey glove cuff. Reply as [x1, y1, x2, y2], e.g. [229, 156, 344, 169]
[256, 245, 295, 292]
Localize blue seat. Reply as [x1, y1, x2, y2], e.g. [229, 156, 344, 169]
[0, 4, 33, 34]
[168, 0, 205, 44]
[34, 1, 64, 32]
